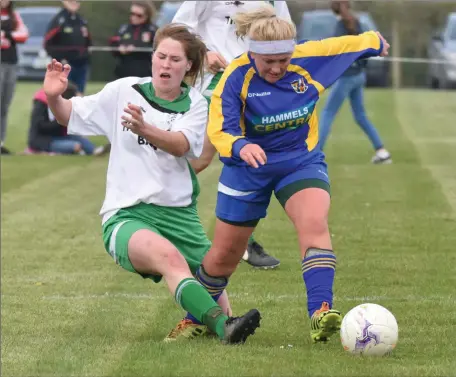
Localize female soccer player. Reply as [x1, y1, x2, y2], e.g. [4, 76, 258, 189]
[172, 1, 291, 269]
[318, 0, 391, 164]
[42, 23, 260, 345]
[193, 5, 390, 343]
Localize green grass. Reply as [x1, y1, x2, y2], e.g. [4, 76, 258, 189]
[2, 82, 456, 376]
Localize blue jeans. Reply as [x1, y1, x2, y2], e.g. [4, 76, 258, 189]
[319, 72, 383, 151]
[49, 135, 95, 155]
[68, 61, 89, 93]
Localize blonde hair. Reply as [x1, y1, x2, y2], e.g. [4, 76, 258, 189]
[234, 4, 296, 42]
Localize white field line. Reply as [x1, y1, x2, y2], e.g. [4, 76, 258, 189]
[28, 292, 455, 304]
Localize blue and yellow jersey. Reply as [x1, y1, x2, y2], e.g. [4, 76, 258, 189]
[208, 31, 383, 165]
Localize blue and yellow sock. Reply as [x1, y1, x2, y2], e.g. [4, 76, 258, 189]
[184, 265, 229, 324]
[301, 248, 336, 318]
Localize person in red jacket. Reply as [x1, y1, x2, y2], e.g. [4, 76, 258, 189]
[1, 0, 29, 155]
[27, 81, 103, 155]
[44, 0, 92, 94]
[109, 1, 157, 79]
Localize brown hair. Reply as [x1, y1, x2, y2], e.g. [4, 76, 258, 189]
[3, 1, 18, 30]
[132, 1, 156, 23]
[331, 1, 358, 35]
[153, 23, 207, 87]
[234, 3, 296, 42]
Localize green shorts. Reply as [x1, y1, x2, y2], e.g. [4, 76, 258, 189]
[203, 72, 223, 105]
[102, 202, 211, 283]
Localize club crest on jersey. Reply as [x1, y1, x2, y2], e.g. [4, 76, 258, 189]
[291, 78, 308, 94]
[142, 32, 151, 43]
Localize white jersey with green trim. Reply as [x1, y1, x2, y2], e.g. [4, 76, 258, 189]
[172, 1, 291, 94]
[68, 77, 208, 224]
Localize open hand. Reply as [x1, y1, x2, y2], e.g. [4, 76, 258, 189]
[121, 103, 147, 136]
[376, 32, 390, 57]
[239, 143, 267, 168]
[43, 59, 71, 98]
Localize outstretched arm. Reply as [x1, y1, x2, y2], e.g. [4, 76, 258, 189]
[44, 59, 73, 126]
[293, 31, 390, 90]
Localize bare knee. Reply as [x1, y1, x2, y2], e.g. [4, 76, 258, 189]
[203, 238, 248, 277]
[295, 214, 331, 255]
[160, 249, 188, 275]
[301, 214, 329, 237]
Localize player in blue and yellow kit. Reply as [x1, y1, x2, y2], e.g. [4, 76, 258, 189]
[186, 4, 390, 343]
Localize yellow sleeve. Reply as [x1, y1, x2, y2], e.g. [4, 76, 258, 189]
[207, 56, 251, 158]
[291, 31, 383, 89]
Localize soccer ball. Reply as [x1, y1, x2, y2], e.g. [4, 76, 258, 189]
[340, 303, 398, 357]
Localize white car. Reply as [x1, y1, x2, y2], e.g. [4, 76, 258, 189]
[428, 12, 456, 89]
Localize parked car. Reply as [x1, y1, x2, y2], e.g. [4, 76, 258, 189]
[155, 1, 183, 28]
[16, 6, 60, 80]
[427, 12, 456, 89]
[297, 9, 389, 87]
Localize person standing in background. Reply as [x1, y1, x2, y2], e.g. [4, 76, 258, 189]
[109, 1, 158, 79]
[0, 0, 29, 155]
[318, 0, 391, 164]
[44, 0, 92, 95]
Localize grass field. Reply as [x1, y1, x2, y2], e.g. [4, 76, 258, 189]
[2, 82, 456, 377]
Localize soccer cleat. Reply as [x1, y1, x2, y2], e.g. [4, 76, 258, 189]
[163, 319, 208, 342]
[310, 302, 342, 343]
[371, 149, 392, 164]
[243, 241, 280, 269]
[222, 309, 261, 345]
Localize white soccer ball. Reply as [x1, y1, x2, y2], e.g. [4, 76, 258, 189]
[340, 303, 398, 357]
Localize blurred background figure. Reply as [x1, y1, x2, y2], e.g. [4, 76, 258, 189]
[43, 0, 91, 94]
[318, 0, 392, 164]
[1, 0, 29, 155]
[27, 81, 102, 156]
[109, 1, 157, 79]
[155, 1, 182, 28]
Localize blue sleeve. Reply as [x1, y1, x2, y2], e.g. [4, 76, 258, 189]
[291, 31, 383, 91]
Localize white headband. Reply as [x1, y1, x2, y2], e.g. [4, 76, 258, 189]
[249, 39, 296, 54]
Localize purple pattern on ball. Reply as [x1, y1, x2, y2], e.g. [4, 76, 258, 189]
[355, 320, 380, 350]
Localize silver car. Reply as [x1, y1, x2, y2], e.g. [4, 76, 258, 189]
[16, 6, 60, 80]
[428, 12, 456, 89]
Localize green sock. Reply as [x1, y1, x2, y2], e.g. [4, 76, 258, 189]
[175, 278, 228, 339]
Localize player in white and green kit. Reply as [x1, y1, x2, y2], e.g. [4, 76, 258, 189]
[173, 1, 291, 269]
[42, 23, 261, 345]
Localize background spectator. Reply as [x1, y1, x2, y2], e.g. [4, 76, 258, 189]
[28, 81, 102, 156]
[44, 0, 92, 94]
[109, 1, 157, 79]
[1, 0, 29, 155]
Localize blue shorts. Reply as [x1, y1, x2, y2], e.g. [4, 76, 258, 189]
[216, 154, 330, 225]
